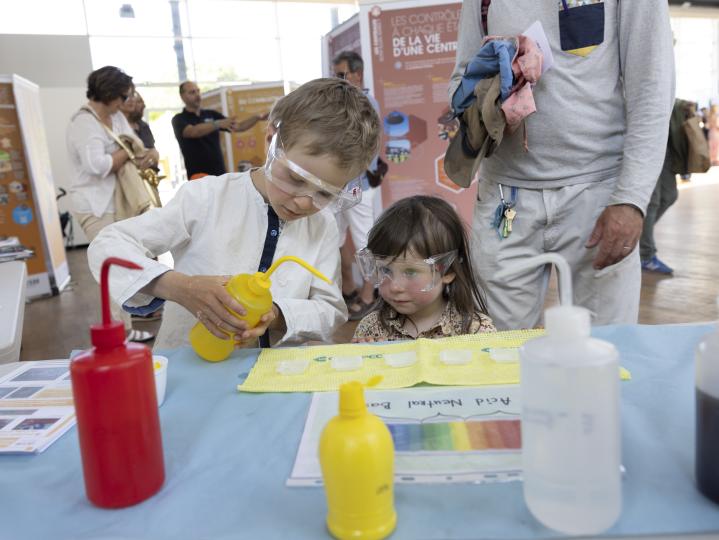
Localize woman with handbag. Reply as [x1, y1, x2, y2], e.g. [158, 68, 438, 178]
[66, 65, 155, 342]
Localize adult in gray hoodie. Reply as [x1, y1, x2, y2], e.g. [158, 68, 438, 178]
[449, 0, 674, 330]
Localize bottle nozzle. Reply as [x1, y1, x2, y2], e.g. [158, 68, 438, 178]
[93, 257, 143, 349]
[338, 377, 383, 418]
[249, 256, 333, 293]
[339, 381, 367, 417]
[496, 253, 590, 338]
[495, 253, 573, 306]
[263, 256, 332, 283]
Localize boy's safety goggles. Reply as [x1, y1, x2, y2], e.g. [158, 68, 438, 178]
[355, 248, 458, 292]
[263, 130, 362, 213]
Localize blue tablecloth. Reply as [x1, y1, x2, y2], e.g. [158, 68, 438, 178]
[2, 324, 719, 540]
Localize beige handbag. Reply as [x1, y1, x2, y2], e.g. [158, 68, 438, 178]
[81, 107, 161, 220]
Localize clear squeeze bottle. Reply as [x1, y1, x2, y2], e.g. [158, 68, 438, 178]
[189, 256, 332, 362]
[696, 296, 719, 505]
[70, 257, 165, 508]
[498, 253, 621, 535]
[319, 379, 396, 540]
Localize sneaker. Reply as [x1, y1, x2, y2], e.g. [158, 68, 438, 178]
[641, 255, 673, 275]
[127, 329, 155, 342]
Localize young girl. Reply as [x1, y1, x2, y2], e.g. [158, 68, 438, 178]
[352, 196, 495, 342]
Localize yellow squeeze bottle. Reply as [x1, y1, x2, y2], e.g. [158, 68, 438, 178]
[189, 256, 331, 362]
[319, 380, 396, 540]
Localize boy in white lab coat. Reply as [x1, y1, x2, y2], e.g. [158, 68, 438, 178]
[88, 78, 380, 349]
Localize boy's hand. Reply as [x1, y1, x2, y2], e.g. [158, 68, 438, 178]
[234, 306, 279, 348]
[175, 274, 249, 339]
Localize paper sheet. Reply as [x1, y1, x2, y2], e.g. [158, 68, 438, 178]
[0, 360, 76, 454]
[522, 20, 554, 75]
[289, 385, 524, 486]
[239, 330, 632, 393]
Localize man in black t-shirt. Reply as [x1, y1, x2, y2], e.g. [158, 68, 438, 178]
[172, 81, 267, 178]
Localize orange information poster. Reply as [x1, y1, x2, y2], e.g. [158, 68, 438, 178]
[203, 84, 286, 173]
[0, 75, 68, 297]
[225, 84, 283, 171]
[360, 0, 477, 223]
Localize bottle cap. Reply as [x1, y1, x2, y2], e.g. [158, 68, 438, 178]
[545, 305, 591, 339]
[91, 257, 142, 350]
[247, 272, 272, 295]
[339, 381, 367, 418]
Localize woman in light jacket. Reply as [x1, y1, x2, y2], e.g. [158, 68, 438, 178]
[66, 65, 155, 342]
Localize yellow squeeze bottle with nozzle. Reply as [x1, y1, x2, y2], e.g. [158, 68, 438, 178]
[319, 378, 396, 540]
[189, 256, 332, 362]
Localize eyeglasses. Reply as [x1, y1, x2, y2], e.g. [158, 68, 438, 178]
[355, 248, 458, 292]
[120, 91, 137, 103]
[334, 71, 348, 80]
[263, 124, 362, 212]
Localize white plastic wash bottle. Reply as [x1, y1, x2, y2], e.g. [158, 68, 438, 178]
[498, 253, 621, 535]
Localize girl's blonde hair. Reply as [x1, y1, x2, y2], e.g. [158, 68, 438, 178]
[367, 195, 489, 334]
[269, 78, 380, 176]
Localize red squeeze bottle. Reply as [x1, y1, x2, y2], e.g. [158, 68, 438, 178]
[70, 257, 165, 508]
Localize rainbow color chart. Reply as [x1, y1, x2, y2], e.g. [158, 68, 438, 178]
[387, 419, 521, 453]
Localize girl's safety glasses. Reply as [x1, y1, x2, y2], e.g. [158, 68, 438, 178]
[355, 248, 458, 292]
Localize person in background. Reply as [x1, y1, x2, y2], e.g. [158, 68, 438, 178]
[120, 89, 159, 172]
[172, 81, 268, 178]
[353, 196, 495, 342]
[709, 104, 719, 166]
[700, 107, 710, 141]
[639, 147, 677, 275]
[639, 99, 697, 275]
[332, 51, 383, 321]
[66, 65, 155, 342]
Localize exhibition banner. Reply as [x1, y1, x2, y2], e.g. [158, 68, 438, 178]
[0, 76, 68, 297]
[204, 84, 285, 172]
[360, 0, 477, 223]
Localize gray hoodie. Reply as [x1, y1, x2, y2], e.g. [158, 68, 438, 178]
[449, 0, 675, 213]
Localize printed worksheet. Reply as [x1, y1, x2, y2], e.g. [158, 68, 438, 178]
[0, 360, 75, 453]
[289, 385, 523, 486]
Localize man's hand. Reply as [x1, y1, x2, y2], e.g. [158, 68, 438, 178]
[216, 117, 235, 131]
[586, 204, 644, 270]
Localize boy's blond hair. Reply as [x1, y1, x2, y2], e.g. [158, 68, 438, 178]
[269, 78, 380, 175]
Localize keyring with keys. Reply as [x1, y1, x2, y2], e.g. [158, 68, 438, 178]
[491, 184, 518, 239]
